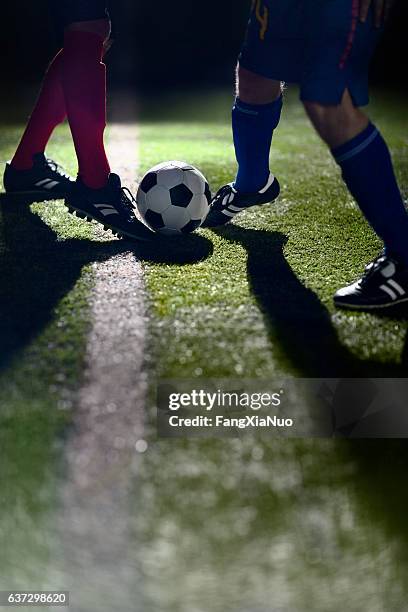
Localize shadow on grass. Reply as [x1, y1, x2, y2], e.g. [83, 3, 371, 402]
[212, 225, 408, 378]
[340, 438, 408, 563]
[0, 194, 213, 372]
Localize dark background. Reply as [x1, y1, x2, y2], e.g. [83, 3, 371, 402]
[1, 0, 407, 94]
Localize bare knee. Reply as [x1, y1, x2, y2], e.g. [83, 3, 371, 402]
[65, 18, 111, 44]
[303, 90, 369, 148]
[237, 64, 282, 104]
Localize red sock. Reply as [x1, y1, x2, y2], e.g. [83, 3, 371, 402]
[11, 50, 67, 170]
[61, 30, 111, 189]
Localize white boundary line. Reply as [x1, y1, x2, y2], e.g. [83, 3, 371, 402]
[53, 111, 148, 611]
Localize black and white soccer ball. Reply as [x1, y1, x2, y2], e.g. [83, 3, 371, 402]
[136, 161, 211, 235]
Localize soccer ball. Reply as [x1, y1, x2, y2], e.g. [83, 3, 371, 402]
[136, 161, 211, 235]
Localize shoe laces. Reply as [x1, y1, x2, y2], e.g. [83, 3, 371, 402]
[361, 251, 389, 284]
[214, 183, 235, 209]
[45, 157, 71, 180]
[118, 186, 137, 218]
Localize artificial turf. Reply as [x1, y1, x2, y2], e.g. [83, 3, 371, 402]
[139, 89, 408, 380]
[0, 125, 95, 582]
[1, 89, 406, 464]
[0, 90, 408, 607]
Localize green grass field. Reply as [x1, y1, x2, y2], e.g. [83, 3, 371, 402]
[140, 90, 408, 380]
[1, 91, 407, 413]
[1, 90, 408, 609]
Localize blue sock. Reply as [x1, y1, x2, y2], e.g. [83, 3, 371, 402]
[233, 96, 283, 193]
[332, 123, 408, 264]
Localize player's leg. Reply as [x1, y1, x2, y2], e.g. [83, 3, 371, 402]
[204, 0, 291, 228]
[10, 51, 67, 172]
[303, 89, 368, 149]
[61, 18, 111, 190]
[204, 71, 282, 227]
[3, 48, 74, 201]
[204, 68, 283, 228]
[5, 1, 153, 240]
[3, 3, 110, 201]
[60, 5, 154, 240]
[304, 90, 408, 256]
[296, 1, 408, 309]
[302, 13, 408, 309]
[232, 65, 282, 194]
[305, 92, 408, 308]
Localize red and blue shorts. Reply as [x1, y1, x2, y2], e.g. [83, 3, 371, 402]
[239, 0, 383, 106]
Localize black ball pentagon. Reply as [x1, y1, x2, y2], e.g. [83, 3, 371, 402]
[181, 219, 201, 234]
[170, 184, 194, 208]
[145, 209, 165, 230]
[140, 172, 157, 193]
[204, 182, 211, 203]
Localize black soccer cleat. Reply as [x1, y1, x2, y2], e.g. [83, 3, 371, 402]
[65, 173, 155, 241]
[3, 152, 74, 203]
[334, 253, 408, 310]
[202, 173, 280, 228]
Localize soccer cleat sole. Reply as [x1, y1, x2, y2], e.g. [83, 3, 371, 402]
[2, 190, 68, 204]
[64, 201, 154, 242]
[334, 295, 408, 310]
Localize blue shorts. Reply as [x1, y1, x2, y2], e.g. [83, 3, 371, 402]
[239, 0, 383, 107]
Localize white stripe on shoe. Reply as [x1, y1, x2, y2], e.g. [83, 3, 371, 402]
[99, 209, 119, 217]
[43, 180, 60, 190]
[35, 178, 60, 189]
[380, 284, 398, 300]
[94, 203, 116, 210]
[222, 193, 236, 207]
[387, 278, 406, 296]
[94, 204, 119, 216]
